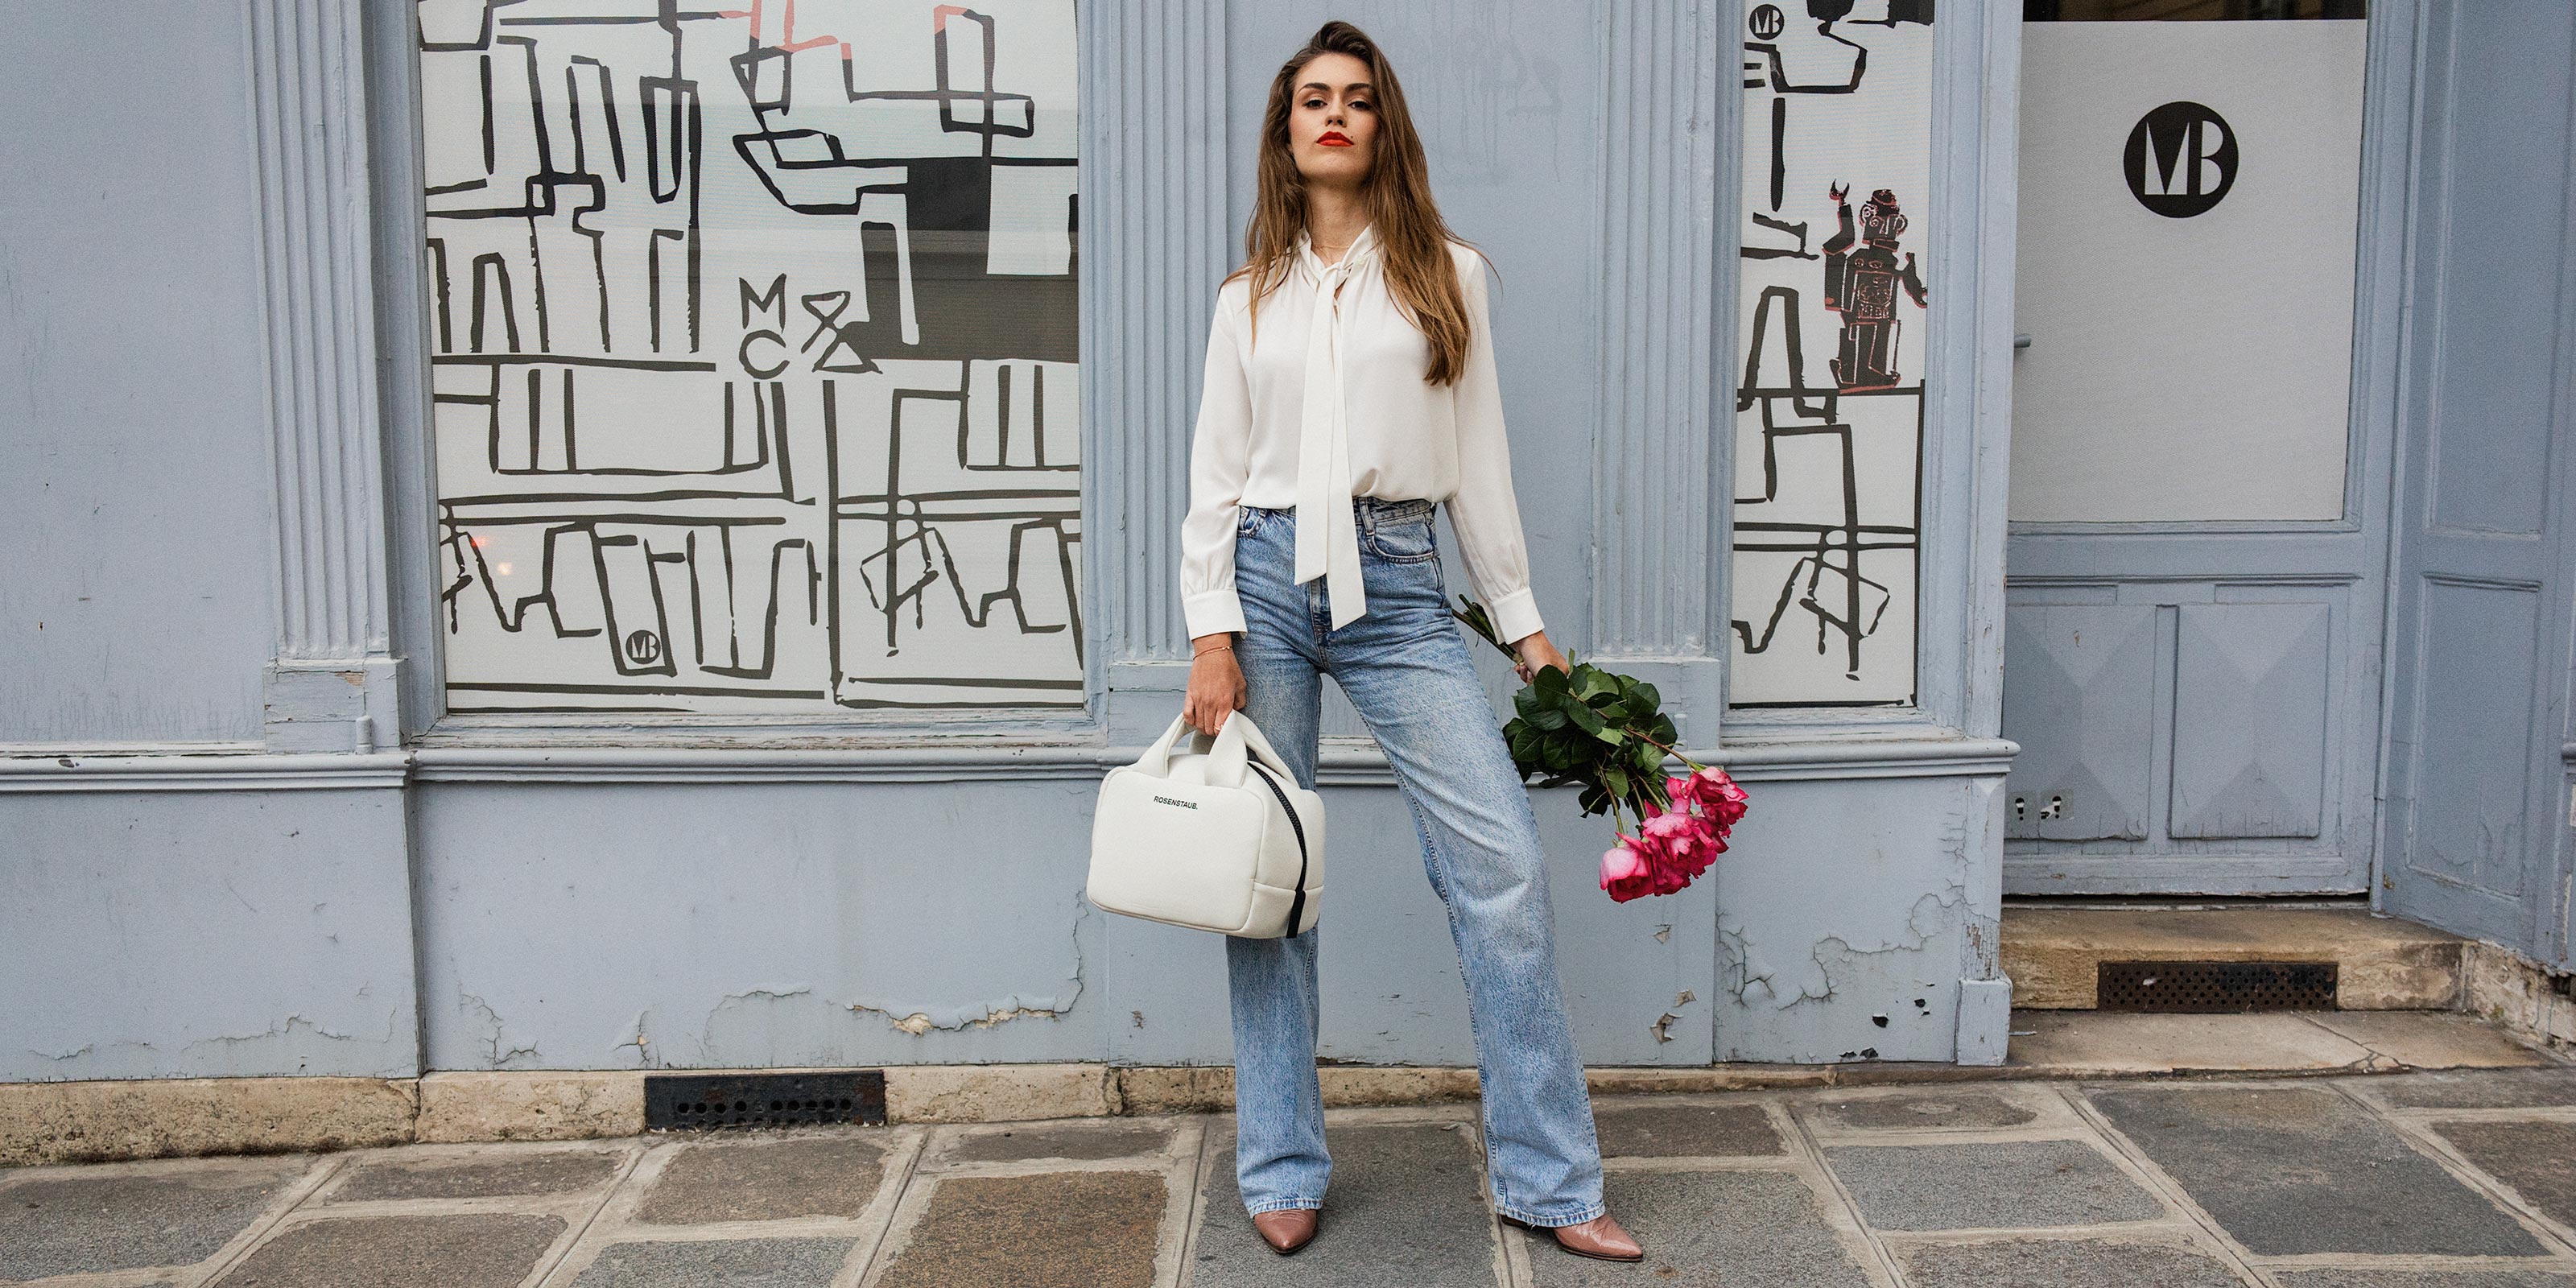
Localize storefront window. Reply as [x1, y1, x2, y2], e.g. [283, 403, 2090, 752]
[2026, 1, 2364, 18]
[1731, 1, 1935, 708]
[414, 1, 1081, 716]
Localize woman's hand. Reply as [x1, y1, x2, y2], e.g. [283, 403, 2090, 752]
[1511, 630, 1571, 685]
[1185, 634, 1248, 735]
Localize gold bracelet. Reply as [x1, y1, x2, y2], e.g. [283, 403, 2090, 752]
[1195, 644, 1232, 658]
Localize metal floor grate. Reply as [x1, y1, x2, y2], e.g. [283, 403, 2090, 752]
[643, 1071, 887, 1130]
[2097, 960, 2339, 1012]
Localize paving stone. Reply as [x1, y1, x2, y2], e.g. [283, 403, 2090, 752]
[1519, 1169, 1871, 1287]
[942, 1122, 1172, 1164]
[0, 1158, 307, 1281]
[1824, 1139, 2163, 1231]
[566, 1237, 855, 1287]
[1591, 1099, 1782, 1157]
[2434, 1119, 2576, 1228]
[2088, 1084, 2543, 1257]
[1193, 1120, 1494, 1287]
[1894, 1237, 2246, 1288]
[1804, 1090, 2041, 1133]
[635, 1134, 888, 1225]
[873, 1170, 1164, 1288]
[2271, 1271, 2576, 1288]
[330, 1148, 621, 1202]
[2368, 1067, 2576, 1109]
[208, 1213, 565, 1288]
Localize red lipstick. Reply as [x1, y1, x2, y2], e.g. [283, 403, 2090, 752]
[1319, 130, 1352, 146]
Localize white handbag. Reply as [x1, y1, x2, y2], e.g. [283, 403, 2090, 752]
[1086, 710, 1324, 938]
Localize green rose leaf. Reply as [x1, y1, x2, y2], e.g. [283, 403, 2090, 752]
[1562, 700, 1607, 737]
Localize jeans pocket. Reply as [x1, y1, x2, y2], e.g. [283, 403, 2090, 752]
[1364, 518, 1439, 564]
[1236, 506, 1262, 539]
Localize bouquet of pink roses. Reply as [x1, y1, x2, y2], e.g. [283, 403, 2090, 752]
[1453, 597, 1750, 902]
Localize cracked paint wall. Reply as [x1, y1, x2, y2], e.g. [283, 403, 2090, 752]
[0, 790, 420, 1082]
[414, 774, 1728, 1072]
[2, 765, 2000, 1081]
[415, 780, 1108, 1071]
[1713, 774, 2009, 1063]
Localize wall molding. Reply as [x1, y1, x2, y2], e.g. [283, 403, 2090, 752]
[1909, 0, 2021, 742]
[1084, 2, 1232, 742]
[0, 753, 413, 794]
[246, 0, 402, 749]
[0, 733, 2013, 791]
[1591, 0, 1729, 698]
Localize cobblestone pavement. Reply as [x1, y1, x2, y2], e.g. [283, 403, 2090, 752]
[6, 1067, 2576, 1287]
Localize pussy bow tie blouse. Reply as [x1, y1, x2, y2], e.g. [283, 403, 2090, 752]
[1179, 224, 1546, 644]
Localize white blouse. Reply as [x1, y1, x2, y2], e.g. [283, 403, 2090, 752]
[1179, 223, 1546, 646]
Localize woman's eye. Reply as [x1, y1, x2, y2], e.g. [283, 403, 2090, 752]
[1349, 100, 1371, 111]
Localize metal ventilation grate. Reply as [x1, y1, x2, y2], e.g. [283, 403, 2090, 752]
[2097, 960, 2339, 1013]
[644, 1071, 887, 1130]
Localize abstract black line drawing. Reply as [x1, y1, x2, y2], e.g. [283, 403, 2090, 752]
[416, 0, 1080, 713]
[1732, 0, 1933, 707]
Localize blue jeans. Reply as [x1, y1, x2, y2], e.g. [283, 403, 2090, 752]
[1223, 496, 1607, 1228]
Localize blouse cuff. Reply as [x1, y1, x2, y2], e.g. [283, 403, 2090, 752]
[1182, 588, 1249, 642]
[1481, 587, 1544, 647]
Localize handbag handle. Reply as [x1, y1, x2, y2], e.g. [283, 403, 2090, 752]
[1142, 709, 1294, 788]
[1138, 712, 1187, 775]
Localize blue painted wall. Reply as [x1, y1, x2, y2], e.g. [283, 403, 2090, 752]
[5, 789, 417, 1080]
[0, 2, 279, 745]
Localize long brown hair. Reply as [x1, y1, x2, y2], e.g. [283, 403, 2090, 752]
[1228, 20, 1489, 386]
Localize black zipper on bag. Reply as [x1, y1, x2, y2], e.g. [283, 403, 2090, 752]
[1242, 760, 1312, 935]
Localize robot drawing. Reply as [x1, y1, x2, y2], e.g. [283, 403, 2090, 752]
[1822, 183, 1929, 392]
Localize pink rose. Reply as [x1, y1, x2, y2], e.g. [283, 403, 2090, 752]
[1602, 834, 1663, 902]
[1641, 811, 1706, 864]
[1600, 843, 1648, 888]
[1694, 766, 1749, 828]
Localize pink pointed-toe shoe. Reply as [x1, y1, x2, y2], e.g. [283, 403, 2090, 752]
[1505, 1211, 1645, 1262]
[1250, 1206, 1319, 1254]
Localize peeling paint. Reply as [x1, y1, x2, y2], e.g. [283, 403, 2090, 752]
[1648, 989, 1698, 1044]
[456, 989, 543, 1068]
[613, 1009, 654, 1067]
[844, 888, 1088, 1035]
[178, 1009, 400, 1053]
[847, 997, 1075, 1035]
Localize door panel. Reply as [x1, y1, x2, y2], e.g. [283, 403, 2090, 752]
[2169, 602, 2330, 840]
[2404, 580, 2542, 919]
[2002, 605, 2159, 843]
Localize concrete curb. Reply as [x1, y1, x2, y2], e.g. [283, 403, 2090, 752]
[0, 1075, 418, 1166]
[9, 1036, 2568, 1168]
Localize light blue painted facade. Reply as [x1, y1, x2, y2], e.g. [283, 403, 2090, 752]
[0, 0, 2565, 1089]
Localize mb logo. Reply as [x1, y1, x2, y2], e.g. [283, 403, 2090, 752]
[2124, 101, 2237, 219]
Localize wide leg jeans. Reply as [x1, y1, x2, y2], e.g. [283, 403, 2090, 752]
[1222, 495, 1608, 1228]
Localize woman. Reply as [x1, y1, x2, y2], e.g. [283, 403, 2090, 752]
[1175, 19, 1641, 1265]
